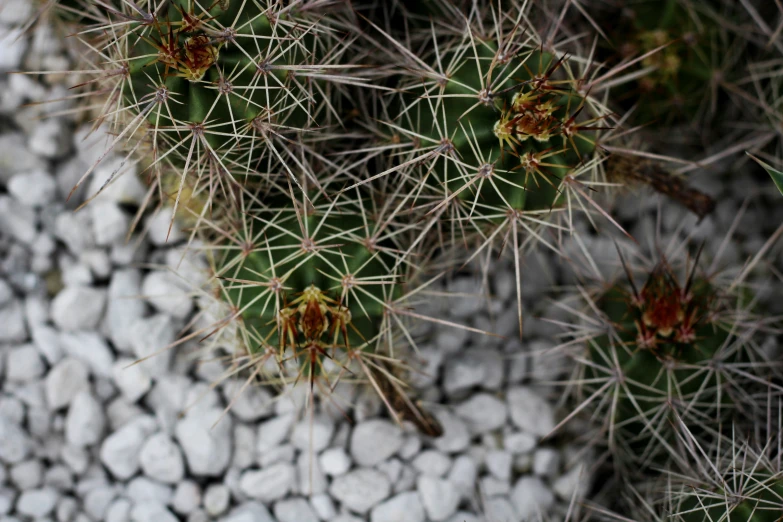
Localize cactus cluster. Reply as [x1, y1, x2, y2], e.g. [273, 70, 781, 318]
[34, 0, 783, 519]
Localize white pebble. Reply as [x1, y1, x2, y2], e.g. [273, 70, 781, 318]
[173, 481, 201, 515]
[291, 415, 334, 453]
[507, 387, 555, 438]
[350, 420, 403, 467]
[533, 448, 560, 477]
[106, 269, 147, 353]
[220, 502, 275, 522]
[370, 492, 425, 522]
[59, 331, 114, 378]
[319, 447, 351, 477]
[510, 476, 555, 520]
[139, 432, 185, 484]
[32, 325, 62, 366]
[127, 477, 173, 505]
[28, 119, 69, 159]
[221, 379, 273, 422]
[257, 414, 295, 453]
[128, 314, 176, 379]
[329, 468, 391, 514]
[10, 459, 42, 489]
[447, 455, 477, 499]
[0, 421, 31, 464]
[8, 170, 56, 207]
[504, 432, 537, 454]
[412, 450, 452, 477]
[141, 271, 192, 319]
[0, 196, 36, 245]
[553, 462, 589, 501]
[454, 393, 507, 434]
[175, 408, 233, 477]
[83, 486, 117, 520]
[112, 358, 151, 403]
[485, 450, 512, 481]
[0, 299, 27, 343]
[87, 155, 145, 205]
[5, 344, 44, 381]
[106, 498, 132, 522]
[432, 410, 470, 454]
[129, 502, 178, 522]
[65, 391, 106, 447]
[91, 201, 129, 246]
[203, 484, 230, 517]
[51, 286, 106, 332]
[239, 464, 295, 503]
[417, 476, 460, 522]
[15, 488, 59, 518]
[310, 494, 336, 520]
[273, 498, 318, 522]
[99, 416, 157, 479]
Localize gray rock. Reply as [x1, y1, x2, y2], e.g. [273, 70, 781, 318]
[175, 408, 233, 477]
[129, 502, 178, 522]
[8, 170, 56, 207]
[507, 387, 555, 438]
[412, 450, 452, 477]
[329, 468, 391, 514]
[417, 476, 460, 522]
[239, 464, 295, 503]
[0, 421, 31, 464]
[51, 286, 106, 332]
[510, 477, 554, 521]
[370, 492, 425, 522]
[28, 119, 70, 159]
[0, 196, 36, 245]
[0, 300, 27, 343]
[173, 481, 201, 515]
[219, 502, 274, 522]
[141, 271, 192, 319]
[59, 332, 114, 378]
[129, 314, 176, 379]
[65, 391, 106, 447]
[203, 484, 230, 517]
[454, 393, 507, 434]
[5, 344, 44, 381]
[274, 498, 318, 522]
[139, 432, 185, 484]
[15, 488, 59, 518]
[319, 447, 351, 477]
[350, 419, 404, 467]
[99, 416, 157, 479]
[106, 269, 147, 353]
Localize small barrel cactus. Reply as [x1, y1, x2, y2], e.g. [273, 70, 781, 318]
[555, 235, 779, 471]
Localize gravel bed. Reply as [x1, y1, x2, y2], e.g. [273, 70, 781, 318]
[2, 6, 782, 522]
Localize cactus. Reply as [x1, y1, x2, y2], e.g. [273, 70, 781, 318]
[592, 0, 748, 132]
[663, 426, 783, 522]
[67, 0, 365, 217]
[554, 231, 780, 472]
